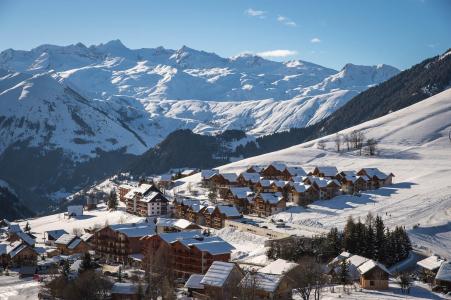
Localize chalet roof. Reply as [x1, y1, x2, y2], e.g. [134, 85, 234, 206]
[417, 255, 445, 271]
[229, 187, 253, 199]
[110, 223, 155, 238]
[314, 166, 338, 177]
[205, 206, 215, 214]
[2, 241, 21, 255]
[239, 172, 261, 183]
[201, 169, 218, 180]
[266, 163, 286, 172]
[8, 224, 22, 233]
[221, 173, 238, 182]
[140, 191, 168, 203]
[340, 171, 357, 177]
[347, 254, 369, 268]
[194, 240, 235, 255]
[185, 274, 205, 289]
[46, 229, 68, 240]
[285, 166, 307, 177]
[259, 192, 284, 204]
[358, 260, 391, 276]
[246, 165, 263, 173]
[55, 234, 77, 246]
[201, 261, 236, 287]
[330, 251, 352, 265]
[310, 177, 329, 188]
[9, 243, 30, 258]
[217, 205, 241, 218]
[241, 272, 283, 292]
[259, 259, 299, 275]
[158, 230, 203, 244]
[135, 183, 154, 195]
[157, 218, 194, 229]
[435, 261, 451, 282]
[271, 180, 290, 188]
[80, 233, 94, 242]
[189, 203, 205, 213]
[181, 169, 197, 176]
[16, 231, 36, 246]
[327, 179, 341, 187]
[360, 168, 389, 180]
[157, 174, 172, 181]
[124, 190, 136, 200]
[111, 282, 143, 295]
[291, 183, 312, 193]
[67, 238, 82, 250]
[258, 179, 272, 187]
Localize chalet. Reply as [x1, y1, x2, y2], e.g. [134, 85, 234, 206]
[336, 171, 369, 194]
[254, 179, 273, 193]
[142, 230, 234, 280]
[245, 165, 263, 174]
[54, 234, 90, 255]
[0, 241, 38, 268]
[94, 223, 155, 263]
[240, 270, 295, 300]
[357, 168, 394, 189]
[287, 183, 316, 206]
[180, 169, 198, 178]
[200, 261, 244, 299]
[358, 260, 391, 290]
[417, 255, 445, 283]
[329, 252, 369, 281]
[310, 166, 338, 178]
[184, 274, 205, 298]
[118, 184, 134, 202]
[260, 163, 287, 180]
[207, 205, 241, 229]
[45, 229, 68, 245]
[9, 231, 36, 247]
[111, 282, 147, 300]
[80, 232, 95, 248]
[250, 193, 286, 217]
[185, 203, 206, 224]
[224, 187, 253, 209]
[136, 192, 169, 217]
[173, 198, 203, 220]
[200, 169, 218, 186]
[67, 205, 83, 217]
[269, 180, 291, 195]
[284, 166, 307, 180]
[156, 218, 201, 234]
[237, 172, 261, 188]
[259, 259, 301, 278]
[209, 173, 238, 187]
[435, 261, 451, 293]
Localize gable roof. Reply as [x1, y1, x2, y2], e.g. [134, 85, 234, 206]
[80, 233, 94, 242]
[221, 173, 238, 182]
[193, 240, 235, 255]
[358, 259, 391, 276]
[241, 272, 283, 292]
[185, 274, 205, 289]
[16, 231, 36, 246]
[217, 205, 241, 218]
[359, 168, 389, 179]
[266, 163, 286, 172]
[201, 169, 218, 180]
[55, 234, 77, 246]
[417, 255, 445, 271]
[435, 261, 451, 282]
[256, 193, 284, 204]
[229, 187, 253, 199]
[9, 243, 33, 258]
[258, 259, 299, 275]
[201, 261, 236, 287]
[109, 223, 155, 238]
[140, 191, 168, 203]
[46, 229, 68, 240]
[291, 183, 312, 193]
[285, 166, 307, 177]
[314, 166, 338, 177]
[67, 238, 82, 250]
[239, 172, 261, 183]
[158, 230, 203, 244]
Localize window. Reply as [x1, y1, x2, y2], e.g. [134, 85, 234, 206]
[370, 280, 375, 286]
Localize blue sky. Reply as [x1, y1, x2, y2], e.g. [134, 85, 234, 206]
[0, 0, 450, 70]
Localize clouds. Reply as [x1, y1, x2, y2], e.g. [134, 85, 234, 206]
[311, 37, 321, 43]
[277, 15, 297, 27]
[245, 8, 266, 18]
[257, 49, 298, 58]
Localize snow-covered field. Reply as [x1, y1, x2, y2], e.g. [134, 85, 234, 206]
[0, 273, 40, 300]
[179, 88, 451, 259]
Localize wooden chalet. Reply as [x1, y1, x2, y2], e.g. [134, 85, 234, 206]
[269, 180, 291, 195]
[200, 261, 244, 299]
[253, 179, 273, 193]
[250, 193, 286, 217]
[184, 274, 206, 299]
[245, 165, 263, 174]
[336, 171, 369, 194]
[142, 230, 234, 280]
[45, 229, 68, 245]
[435, 261, 451, 293]
[236, 172, 261, 188]
[156, 218, 201, 234]
[310, 166, 338, 178]
[0, 241, 38, 268]
[284, 166, 307, 180]
[209, 173, 238, 188]
[304, 177, 341, 200]
[205, 205, 241, 229]
[54, 234, 91, 255]
[417, 255, 445, 283]
[358, 260, 391, 290]
[224, 187, 253, 209]
[260, 163, 287, 180]
[94, 223, 155, 263]
[357, 168, 394, 189]
[287, 183, 316, 206]
[173, 198, 203, 220]
[240, 267, 296, 300]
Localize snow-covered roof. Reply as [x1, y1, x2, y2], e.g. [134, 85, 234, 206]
[46, 229, 68, 240]
[8, 224, 22, 233]
[286, 166, 307, 176]
[217, 205, 241, 218]
[360, 168, 389, 179]
[241, 272, 283, 292]
[291, 183, 312, 193]
[258, 179, 272, 187]
[194, 240, 235, 255]
[111, 282, 142, 295]
[239, 172, 261, 183]
[309, 177, 329, 188]
[267, 162, 287, 172]
[80, 232, 93, 242]
[67, 238, 82, 250]
[16, 231, 36, 246]
[55, 233, 77, 245]
[435, 261, 451, 282]
[185, 274, 205, 289]
[246, 165, 263, 173]
[347, 254, 369, 268]
[358, 259, 391, 276]
[271, 180, 290, 188]
[9, 243, 30, 258]
[328, 179, 341, 187]
[417, 255, 445, 271]
[189, 203, 205, 213]
[229, 187, 253, 199]
[157, 218, 194, 229]
[201, 261, 236, 287]
[124, 190, 136, 200]
[201, 169, 218, 179]
[314, 166, 338, 177]
[259, 259, 299, 275]
[256, 192, 284, 204]
[70, 259, 82, 273]
[330, 251, 352, 265]
[159, 230, 203, 244]
[140, 191, 167, 203]
[181, 169, 197, 176]
[110, 223, 155, 237]
[221, 173, 238, 182]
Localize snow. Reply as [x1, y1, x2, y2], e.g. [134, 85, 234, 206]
[54, 234, 77, 245]
[417, 255, 446, 271]
[200, 261, 235, 287]
[358, 260, 391, 276]
[217, 205, 241, 217]
[156, 217, 193, 229]
[109, 223, 156, 237]
[111, 282, 140, 295]
[185, 274, 205, 289]
[240, 272, 282, 292]
[204, 88, 451, 259]
[258, 259, 299, 275]
[435, 261, 451, 282]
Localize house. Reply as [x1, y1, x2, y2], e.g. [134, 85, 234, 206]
[434, 261, 451, 293]
[0, 241, 38, 268]
[254, 179, 273, 193]
[209, 173, 238, 187]
[200, 169, 218, 186]
[156, 218, 201, 233]
[180, 169, 198, 178]
[118, 184, 134, 202]
[173, 198, 203, 220]
[54, 234, 90, 255]
[45, 230, 68, 245]
[125, 183, 162, 214]
[10, 231, 36, 247]
[200, 261, 244, 299]
[358, 260, 391, 290]
[94, 223, 155, 263]
[136, 192, 169, 217]
[111, 282, 147, 300]
[329, 252, 369, 281]
[246, 165, 263, 174]
[250, 193, 286, 217]
[336, 171, 370, 194]
[357, 168, 394, 189]
[305, 177, 340, 200]
[268, 180, 291, 196]
[142, 230, 235, 280]
[224, 187, 253, 209]
[287, 183, 316, 206]
[240, 270, 295, 300]
[67, 205, 83, 217]
[237, 172, 261, 188]
[284, 166, 307, 180]
[259, 259, 301, 278]
[260, 163, 287, 180]
[184, 274, 206, 298]
[417, 255, 445, 283]
[206, 205, 242, 229]
[310, 166, 338, 178]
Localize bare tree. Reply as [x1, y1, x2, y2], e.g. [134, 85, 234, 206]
[239, 270, 259, 300]
[344, 134, 351, 151]
[293, 257, 328, 300]
[334, 134, 342, 152]
[142, 245, 175, 299]
[396, 272, 412, 294]
[317, 140, 326, 150]
[365, 138, 378, 156]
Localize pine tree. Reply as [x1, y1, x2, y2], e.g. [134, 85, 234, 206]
[339, 259, 349, 285]
[364, 223, 375, 259]
[24, 222, 31, 233]
[107, 190, 118, 210]
[62, 260, 70, 278]
[81, 252, 92, 272]
[343, 216, 356, 253]
[326, 227, 342, 257]
[374, 215, 385, 262]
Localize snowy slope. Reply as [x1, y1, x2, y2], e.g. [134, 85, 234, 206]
[181, 88, 451, 258]
[0, 41, 399, 143]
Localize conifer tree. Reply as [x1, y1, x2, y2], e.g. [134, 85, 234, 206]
[339, 259, 349, 285]
[107, 190, 118, 210]
[374, 215, 385, 261]
[24, 222, 31, 233]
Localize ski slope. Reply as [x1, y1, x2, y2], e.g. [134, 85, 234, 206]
[189, 88, 451, 259]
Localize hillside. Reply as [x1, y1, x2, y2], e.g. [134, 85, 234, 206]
[189, 88, 451, 258]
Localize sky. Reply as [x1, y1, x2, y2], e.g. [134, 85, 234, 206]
[0, 0, 450, 70]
